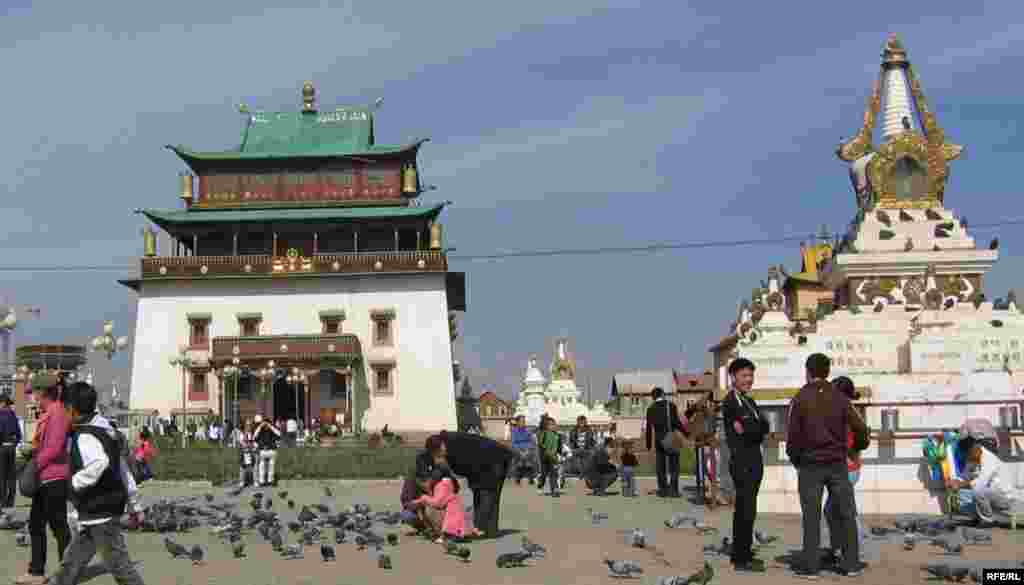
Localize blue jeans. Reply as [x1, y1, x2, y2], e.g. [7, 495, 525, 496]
[621, 466, 636, 496]
[824, 470, 864, 554]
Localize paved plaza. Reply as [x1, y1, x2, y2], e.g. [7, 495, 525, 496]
[2, 477, 1023, 585]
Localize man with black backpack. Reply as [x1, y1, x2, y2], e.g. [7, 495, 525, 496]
[51, 382, 145, 585]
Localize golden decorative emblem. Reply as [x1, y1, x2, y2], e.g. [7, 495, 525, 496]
[272, 247, 313, 274]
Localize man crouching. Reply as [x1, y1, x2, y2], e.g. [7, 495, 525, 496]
[52, 382, 145, 585]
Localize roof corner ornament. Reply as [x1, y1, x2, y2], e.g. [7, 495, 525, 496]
[836, 77, 881, 163]
[302, 81, 316, 113]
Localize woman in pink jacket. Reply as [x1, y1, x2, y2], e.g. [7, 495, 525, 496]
[413, 461, 478, 543]
[18, 380, 71, 585]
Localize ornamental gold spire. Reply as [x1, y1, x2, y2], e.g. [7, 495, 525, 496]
[837, 35, 964, 209]
[302, 81, 316, 113]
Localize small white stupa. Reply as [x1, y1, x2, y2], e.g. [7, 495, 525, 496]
[514, 338, 612, 428]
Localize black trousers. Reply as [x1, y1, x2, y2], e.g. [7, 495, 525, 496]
[29, 480, 70, 576]
[0, 445, 15, 508]
[654, 445, 680, 494]
[797, 463, 858, 573]
[472, 462, 508, 538]
[728, 451, 764, 565]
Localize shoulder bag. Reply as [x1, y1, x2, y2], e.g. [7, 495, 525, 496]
[660, 402, 686, 453]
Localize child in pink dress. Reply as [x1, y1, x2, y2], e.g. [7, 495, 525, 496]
[414, 463, 472, 543]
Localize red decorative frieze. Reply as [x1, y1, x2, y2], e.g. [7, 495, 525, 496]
[141, 251, 447, 279]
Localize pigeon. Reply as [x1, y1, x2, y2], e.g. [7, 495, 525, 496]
[377, 552, 392, 569]
[164, 537, 189, 558]
[870, 526, 902, 537]
[926, 208, 943, 221]
[605, 559, 644, 578]
[287, 521, 302, 533]
[320, 544, 335, 561]
[693, 521, 718, 535]
[521, 536, 547, 558]
[930, 538, 963, 555]
[387, 533, 399, 546]
[703, 537, 731, 557]
[922, 563, 970, 582]
[334, 529, 346, 544]
[270, 531, 283, 551]
[900, 209, 914, 222]
[586, 507, 609, 525]
[231, 542, 246, 558]
[204, 493, 215, 503]
[297, 506, 316, 524]
[904, 534, 917, 550]
[686, 561, 714, 585]
[665, 513, 698, 529]
[496, 551, 532, 568]
[277, 491, 288, 499]
[905, 238, 914, 251]
[629, 528, 647, 548]
[754, 530, 778, 545]
[15, 531, 29, 547]
[902, 115, 912, 131]
[990, 237, 999, 250]
[282, 544, 303, 559]
[264, 498, 273, 510]
[960, 526, 992, 545]
[876, 210, 892, 227]
[190, 544, 205, 565]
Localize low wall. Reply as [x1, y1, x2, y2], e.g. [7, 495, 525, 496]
[720, 432, 1024, 515]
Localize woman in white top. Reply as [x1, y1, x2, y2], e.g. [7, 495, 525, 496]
[948, 440, 1023, 524]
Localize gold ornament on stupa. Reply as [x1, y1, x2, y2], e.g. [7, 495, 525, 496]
[143, 227, 157, 257]
[429, 222, 444, 250]
[302, 81, 316, 113]
[179, 173, 193, 203]
[402, 163, 419, 194]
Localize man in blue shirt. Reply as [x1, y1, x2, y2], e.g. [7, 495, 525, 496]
[0, 393, 21, 508]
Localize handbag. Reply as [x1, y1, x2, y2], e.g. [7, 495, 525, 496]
[18, 458, 39, 498]
[659, 402, 686, 453]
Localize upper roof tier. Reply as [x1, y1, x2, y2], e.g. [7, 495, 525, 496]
[836, 35, 964, 210]
[168, 82, 425, 169]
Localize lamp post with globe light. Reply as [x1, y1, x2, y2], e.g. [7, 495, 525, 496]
[168, 346, 193, 447]
[286, 368, 308, 429]
[256, 363, 275, 418]
[92, 321, 129, 360]
[220, 358, 240, 428]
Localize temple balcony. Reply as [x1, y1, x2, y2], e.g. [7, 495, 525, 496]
[139, 250, 448, 279]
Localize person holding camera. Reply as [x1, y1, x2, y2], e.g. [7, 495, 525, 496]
[253, 415, 281, 487]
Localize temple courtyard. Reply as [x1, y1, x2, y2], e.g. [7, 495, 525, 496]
[2, 477, 1022, 585]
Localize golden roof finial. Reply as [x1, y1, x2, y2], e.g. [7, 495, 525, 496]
[302, 81, 316, 113]
[882, 33, 909, 67]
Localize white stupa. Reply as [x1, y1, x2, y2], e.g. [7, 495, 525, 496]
[514, 338, 612, 428]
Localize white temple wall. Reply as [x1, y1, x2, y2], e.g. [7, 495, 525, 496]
[128, 274, 457, 432]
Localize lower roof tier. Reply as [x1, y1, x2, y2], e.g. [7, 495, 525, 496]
[140, 203, 445, 231]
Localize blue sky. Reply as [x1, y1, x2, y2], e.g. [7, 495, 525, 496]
[2, 1, 1023, 402]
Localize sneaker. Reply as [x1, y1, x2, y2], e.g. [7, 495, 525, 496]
[15, 574, 48, 585]
[790, 566, 820, 580]
[835, 561, 868, 577]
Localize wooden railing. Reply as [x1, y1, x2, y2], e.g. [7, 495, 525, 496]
[140, 251, 447, 279]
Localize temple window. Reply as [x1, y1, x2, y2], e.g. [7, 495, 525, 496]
[370, 309, 396, 346]
[371, 363, 395, 395]
[189, 370, 209, 401]
[237, 313, 262, 337]
[187, 314, 211, 349]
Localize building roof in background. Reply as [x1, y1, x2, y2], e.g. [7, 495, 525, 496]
[609, 370, 675, 397]
[673, 370, 715, 393]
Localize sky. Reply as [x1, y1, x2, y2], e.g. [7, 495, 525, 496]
[2, 1, 1024, 404]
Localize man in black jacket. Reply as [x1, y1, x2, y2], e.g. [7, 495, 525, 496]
[645, 387, 686, 498]
[253, 415, 281, 487]
[722, 358, 770, 573]
[426, 431, 518, 538]
[0, 394, 20, 509]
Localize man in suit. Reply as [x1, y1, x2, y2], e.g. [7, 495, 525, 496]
[645, 387, 686, 498]
[425, 431, 519, 538]
[722, 358, 770, 573]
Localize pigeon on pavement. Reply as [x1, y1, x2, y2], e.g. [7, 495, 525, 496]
[163, 537, 189, 558]
[604, 559, 644, 578]
[189, 544, 205, 565]
[960, 527, 992, 545]
[496, 551, 532, 568]
[377, 552, 392, 569]
[231, 542, 246, 559]
[521, 536, 547, 558]
[921, 563, 970, 582]
[320, 544, 336, 561]
[629, 528, 647, 548]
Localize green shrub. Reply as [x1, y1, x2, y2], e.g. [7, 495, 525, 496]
[149, 441, 695, 484]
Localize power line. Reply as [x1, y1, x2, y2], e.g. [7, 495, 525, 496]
[0, 217, 1016, 273]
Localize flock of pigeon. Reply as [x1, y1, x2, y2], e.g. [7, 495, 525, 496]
[2, 485, 1023, 583]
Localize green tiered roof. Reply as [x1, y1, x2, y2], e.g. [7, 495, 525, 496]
[169, 104, 426, 165]
[140, 203, 445, 229]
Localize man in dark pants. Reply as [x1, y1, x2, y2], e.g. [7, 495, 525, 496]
[0, 394, 21, 508]
[722, 358, 770, 573]
[786, 353, 869, 579]
[645, 387, 686, 498]
[427, 431, 518, 538]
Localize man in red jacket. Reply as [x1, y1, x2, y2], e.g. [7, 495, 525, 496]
[785, 354, 869, 579]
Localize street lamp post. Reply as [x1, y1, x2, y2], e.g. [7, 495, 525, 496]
[286, 368, 308, 428]
[221, 358, 240, 428]
[168, 346, 193, 448]
[91, 321, 129, 360]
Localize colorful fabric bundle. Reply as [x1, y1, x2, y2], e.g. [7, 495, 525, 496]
[923, 431, 962, 482]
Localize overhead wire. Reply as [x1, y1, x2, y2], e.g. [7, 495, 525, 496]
[0, 217, 1017, 273]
